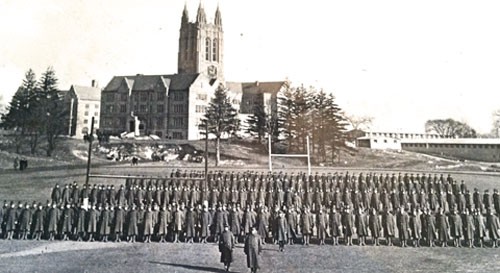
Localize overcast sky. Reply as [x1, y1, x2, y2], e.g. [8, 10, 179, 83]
[1, 0, 500, 133]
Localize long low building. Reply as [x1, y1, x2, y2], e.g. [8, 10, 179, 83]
[401, 138, 500, 162]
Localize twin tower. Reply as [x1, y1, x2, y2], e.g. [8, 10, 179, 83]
[178, 3, 224, 83]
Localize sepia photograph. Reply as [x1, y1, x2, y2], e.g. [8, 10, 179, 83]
[1, 0, 500, 272]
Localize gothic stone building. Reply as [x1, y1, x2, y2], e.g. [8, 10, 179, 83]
[99, 3, 285, 140]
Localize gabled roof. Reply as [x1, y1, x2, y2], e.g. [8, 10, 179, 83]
[226, 81, 286, 95]
[70, 85, 101, 101]
[103, 74, 199, 92]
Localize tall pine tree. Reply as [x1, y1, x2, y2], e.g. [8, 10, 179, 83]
[1, 69, 39, 153]
[246, 103, 267, 144]
[199, 84, 239, 166]
[38, 67, 67, 156]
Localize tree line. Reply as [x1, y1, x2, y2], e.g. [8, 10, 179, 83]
[200, 83, 350, 166]
[1, 68, 67, 156]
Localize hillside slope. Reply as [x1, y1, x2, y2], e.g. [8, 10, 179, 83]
[1, 138, 499, 172]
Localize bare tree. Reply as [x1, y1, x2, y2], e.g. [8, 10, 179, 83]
[492, 109, 500, 137]
[345, 114, 374, 131]
[425, 118, 476, 138]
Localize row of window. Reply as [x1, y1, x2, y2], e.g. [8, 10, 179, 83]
[84, 111, 99, 117]
[101, 118, 184, 130]
[372, 139, 398, 144]
[104, 104, 168, 114]
[84, 104, 99, 109]
[103, 92, 167, 102]
[83, 119, 98, 125]
[403, 143, 500, 149]
[195, 105, 207, 113]
[205, 38, 218, 61]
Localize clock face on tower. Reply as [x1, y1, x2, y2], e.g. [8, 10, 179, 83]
[208, 65, 217, 78]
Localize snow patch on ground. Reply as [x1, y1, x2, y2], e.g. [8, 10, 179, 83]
[0, 241, 131, 258]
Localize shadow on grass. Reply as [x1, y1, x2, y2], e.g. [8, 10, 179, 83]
[149, 261, 229, 273]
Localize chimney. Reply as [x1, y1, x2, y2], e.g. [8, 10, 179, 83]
[91, 80, 98, 88]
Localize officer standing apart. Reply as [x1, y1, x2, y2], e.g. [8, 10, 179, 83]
[219, 224, 235, 272]
[244, 226, 263, 273]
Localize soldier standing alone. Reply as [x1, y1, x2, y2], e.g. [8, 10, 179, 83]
[219, 224, 235, 272]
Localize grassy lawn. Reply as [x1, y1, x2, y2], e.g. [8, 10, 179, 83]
[0, 154, 500, 272]
[0, 240, 499, 273]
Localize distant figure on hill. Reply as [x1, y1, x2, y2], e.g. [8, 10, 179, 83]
[13, 157, 19, 170]
[131, 156, 139, 165]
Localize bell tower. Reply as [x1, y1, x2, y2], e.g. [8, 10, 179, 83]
[178, 2, 224, 83]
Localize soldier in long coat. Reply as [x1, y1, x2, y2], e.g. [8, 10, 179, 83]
[47, 204, 60, 241]
[473, 208, 487, 247]
[127, 206, 138, 243]
[18, 203, 32, 240]
[219, 225, 235, 271]
[301, 207, 314, 245]
[4, 203, 17, 240]
[275, 211, 288, 251]
[397, 207, 410, 247]
[287, 207, 299, 245]
[32, 203, 45, 240]
[486, 210, 500, 247]
[342, 206, 355, 246]
[229, 206, 242, 242]
[369, 208, 382, 246]
[75, 204, 87, 241]
[409, 208, 422, 247]
[113, 205, 125, 242]
[244, 227, 262, 273]
[98, 205, 111, 242]
[463, 209, 475, 248]
[436, 208, 450, 247]
[157, 206, 169, 243]
[87, 205, 99, 242]
[422, 208, 436, 247]
[355, 207, 368, 246]
[172, 206, 184, 243]
[330, 207, 343, 245]
[184, 207, 197, 243]
[143, 206, 155, 243]
[60, 204, 73, 241]
[214, 206, 229, 243]
[256, 207, 269, 244]
[449, 209, 463, 247]
[316, 208, 328, 245]
[199, 207, 212, 243]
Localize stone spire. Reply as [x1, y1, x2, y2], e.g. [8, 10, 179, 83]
[196, 1, 207, 24]
[214, 3, 222, 26]
[181, 2, 189, 25]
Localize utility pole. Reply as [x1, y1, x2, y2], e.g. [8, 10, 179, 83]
[83, 116, 94, 209]
[205, 122, 208, 189]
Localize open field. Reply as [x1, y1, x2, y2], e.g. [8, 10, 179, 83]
[0, 236, 499, 273]
[2, 161, 500, 203]
[1, 147, 500, 272]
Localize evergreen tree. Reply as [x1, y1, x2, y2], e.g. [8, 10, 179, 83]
[246, 103, 267, 143]
[289, 85, 313, 153]
[1, 69, 39, 153]
[277, 84, 296, 151]
[38, 67, 67, 156]
[323, 93, 348, 163]
[199, 84, 239, 166]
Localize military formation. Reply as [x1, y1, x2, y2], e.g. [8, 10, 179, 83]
[2, 170, 500, 250]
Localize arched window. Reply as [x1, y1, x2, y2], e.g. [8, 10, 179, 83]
[205, 38, 211, 61]
[212, 39, 218, 61]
